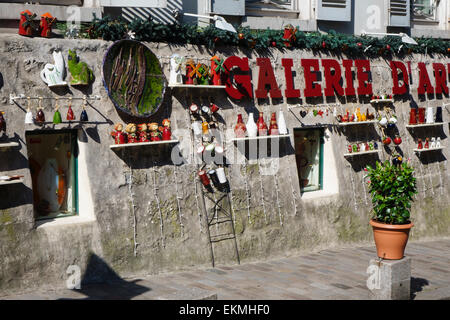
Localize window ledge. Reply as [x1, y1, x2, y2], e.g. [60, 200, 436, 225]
[35, 215, 96, 229]
[412, 19, 439, 24]
[301, 190, 339, 201]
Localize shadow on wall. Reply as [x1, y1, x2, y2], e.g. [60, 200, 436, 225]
[60, 253, 150, 300]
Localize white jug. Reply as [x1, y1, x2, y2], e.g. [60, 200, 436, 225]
[425, 107, 434, 124]
[40, 51, 67, 87]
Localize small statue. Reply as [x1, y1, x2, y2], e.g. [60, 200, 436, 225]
[19, 10, 36, 37]
[137, 123, 149, 142]
[197, 63, 210, 85]
[125, 123, 138, 143]
[40, 12, 56, 38]
[111, 123, 126, 144]
[162, 119, 172, 141]
[0, 111, 6, 134]
[68, 49, 94, 86]
[148, 122, 161, 141]
[40, 51, 68, 87]
[210, 55, 225, 86]
[169, 54, 184, 85]
[185, 59, 195, 85]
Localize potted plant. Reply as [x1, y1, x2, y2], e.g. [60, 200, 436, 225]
[365, 160, 417, 260]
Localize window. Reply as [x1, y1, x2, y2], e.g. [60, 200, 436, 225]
[26, 130, 78, 220]
[294, 128, 324, 193]
[246, 0, 294, 11]
[413, 0, 439, 21]
[245, 0, 299, 17]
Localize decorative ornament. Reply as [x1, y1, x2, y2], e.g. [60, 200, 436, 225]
[53, 99, 62, 124]
[322, 41, 326, 49]
[393, 135, 402, 145]
[278, 111, 288, 135]
[257, 112, 268, 136]
[271, 41, 277, 47]
[40, 12, 56, 38]
[35, 97, 45, 125]
[111, 123, 126, 144]
[125, 123, 138, 143]
[185, 59, 195, 85]
[162, 119, 172, 141]
[382, 136, 391, 145]
[80, 98, 88, 122]
[234, 114, 246, 138]
[238, 33, 244, 40]
[268, 112, 279, 135]
[282, 24, 297, 48]
[386, 45, 391, 51]
[137, 123, 149, 142]
[68, 49, 93, 86]
[246, 113, 257, 138]
[169, 53, 184, 85]
[40, 50, 68, 87]
[66, 100, 75, 121]
[300, 110, 307, 118]
[211, 55, 225, 86]
[357, 42, 363, 48]
[19, 10, 36, 37]
[25, 97, 33, 124]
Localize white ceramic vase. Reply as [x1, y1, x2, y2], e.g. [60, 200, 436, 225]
[426, 107, 434, 124]
[278, 111, 288, 135]
[40, 51, 67, 87]
[246, 113, 257, 138]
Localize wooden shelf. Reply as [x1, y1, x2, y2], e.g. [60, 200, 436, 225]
[0, 178, 24, 186]
[406, 122, 444, 128]
[338, 120, 377, 126]
[414, 146, 444, 153]
[110, 139, 179, 149]
[344, 150, 380, 157]
[0, 142, 19, 148]
[370, 99, 394, 104]
[168, 84, 226, 89]
[231, 134, 292, 142]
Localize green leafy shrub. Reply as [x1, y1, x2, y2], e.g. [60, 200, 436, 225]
[365, 160, 417, 224]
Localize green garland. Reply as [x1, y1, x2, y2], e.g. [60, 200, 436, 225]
[84, 15, 450, 57]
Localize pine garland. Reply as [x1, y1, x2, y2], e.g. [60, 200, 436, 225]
[85, 15, 450, 57]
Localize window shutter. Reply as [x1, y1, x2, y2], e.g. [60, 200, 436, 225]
[389, 0, 411, 27]
[317, 0, 351, 22]
[212, 0, 245, 16]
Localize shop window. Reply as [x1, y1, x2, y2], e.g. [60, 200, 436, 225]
[26, 130, 78, 220]
[294, 128, 324, 193]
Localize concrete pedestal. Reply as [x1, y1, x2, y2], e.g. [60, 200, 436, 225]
[368, 256, 411, 300]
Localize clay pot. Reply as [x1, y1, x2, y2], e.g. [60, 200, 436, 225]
[370, 219, 413, 260]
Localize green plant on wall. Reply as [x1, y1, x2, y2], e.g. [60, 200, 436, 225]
[365, 161, 418, 225]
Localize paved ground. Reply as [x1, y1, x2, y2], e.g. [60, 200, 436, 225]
[1, 238, 449, 300]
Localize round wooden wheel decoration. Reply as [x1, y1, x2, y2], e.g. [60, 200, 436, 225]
[102, 40, 167, 118]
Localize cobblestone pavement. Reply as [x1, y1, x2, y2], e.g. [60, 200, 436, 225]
[1, 239, 449, 300]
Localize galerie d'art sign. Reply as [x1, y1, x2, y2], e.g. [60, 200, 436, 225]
[222, 57, 449, 100]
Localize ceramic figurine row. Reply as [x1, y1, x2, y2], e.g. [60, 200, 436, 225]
[19, 10, 56, 38]
[409, 107, 443, 125]
[417, 137, 442, 149]
[111, 120, 172, 144]
[169, 54, 225, 86]
[371, 94, 393, 101]
[190, 102, 220, 137]
[25, 99, 88, 125]
[234, 111, 288, 138]
[347, 141, 379, 154]
[336, 108, 375, 122]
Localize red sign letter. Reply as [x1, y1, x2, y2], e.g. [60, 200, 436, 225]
[322, 59, 344, 97]
[417, 63, 434, 95]
[255, 58, 282, 99]
[433, 63, 448, 95]
[355, 60, 372, 96]
[281, 58, 300, 98]
[342, 60, 355, 96]
[390, 61, 409, 95]
[301, 59, 322, 97]
[224, 56, 253, 99]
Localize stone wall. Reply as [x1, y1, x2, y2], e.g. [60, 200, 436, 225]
[0, 34, 449, 294]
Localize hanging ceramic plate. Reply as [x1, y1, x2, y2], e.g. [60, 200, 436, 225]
[102, 40, 167, 118]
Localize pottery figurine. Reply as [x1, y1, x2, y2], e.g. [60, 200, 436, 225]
[40, 12, 56, 38]
[111, 123, 126, 144]
[185, 59, 195, 85]
[278, 111, 288, 135]
[125, 123, 138, 143]
[68, 49, 93, 86]
[409, 108, 417, 125]
[430, 137, 436, 148]
[417, 138, 423, 149]
[210, 55, 225, 86]
[425, 107, 434, 124]
[40, 51, 67, 87]
[19, 10, 36, 37]
[137, 123, 149, 142]
[424, 138, 429, 149]
[234, 114, 246, 138]
[257, 112, 268, 136]
[268, 112, 279, 135]
[169, 54, 184, 85]
[162, 119, 172, 141]
[436, 137, 441, 148]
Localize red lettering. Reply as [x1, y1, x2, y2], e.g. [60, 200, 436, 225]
[281, 58, 300, 98]
[342, 60, 356, 96]
[355, 60, 372, 96]
[417, 62, 434, 95]
[301, 59, 322, 97]
[255, 58, 282, 99]
[433, 63, 448, 95]
[224, 56, 253, 99]
[322, 59, 344, 97]
[390, 61, 409, 95]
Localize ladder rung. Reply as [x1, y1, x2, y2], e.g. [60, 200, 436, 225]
[209, 218, 232, 226]
[210, 233, 236, 243]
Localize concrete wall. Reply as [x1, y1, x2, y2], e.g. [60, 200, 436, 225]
[0, 34, 449, 294]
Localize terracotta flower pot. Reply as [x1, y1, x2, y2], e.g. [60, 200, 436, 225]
[370, 219, 413, 260]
